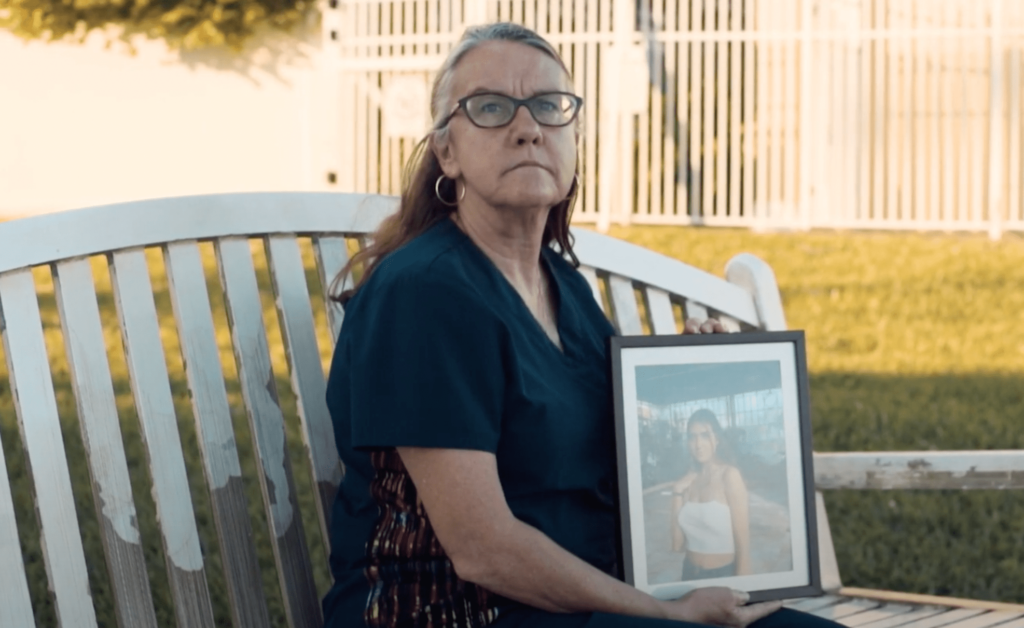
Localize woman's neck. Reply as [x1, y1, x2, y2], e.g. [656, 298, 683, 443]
[451, 204, 562, 351]
[451, 204, 548, 293]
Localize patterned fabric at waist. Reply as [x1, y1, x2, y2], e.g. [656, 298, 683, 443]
[365, 449, 503, 628]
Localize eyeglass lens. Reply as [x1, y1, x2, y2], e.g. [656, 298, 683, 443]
[463, 93, 580, 128]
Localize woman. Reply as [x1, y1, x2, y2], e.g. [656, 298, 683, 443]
[671, 410, 752, 580]
[322, 21, 835, 628]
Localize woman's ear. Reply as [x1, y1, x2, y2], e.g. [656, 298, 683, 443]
[430, 133, 462, 180]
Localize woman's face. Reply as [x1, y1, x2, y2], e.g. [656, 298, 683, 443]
[688, 422, 718, 464]
[433, 40, 578, 213]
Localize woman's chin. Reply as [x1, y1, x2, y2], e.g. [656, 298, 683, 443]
[494, 194, 563, 213]
[494, 175, 564, 208]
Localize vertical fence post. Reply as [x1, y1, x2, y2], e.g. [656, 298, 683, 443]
[465, 0, 482, 28]
[597, 30, 621, 233]
[615, 0, 639, 228]
[854, 0, 865, 226]
[988, 0, 1006, 240]
[798, 0, 818, 230]
[1008, 0, 1022, 229]
[598, 0, 638, 231]
[319, 0, 344, 193]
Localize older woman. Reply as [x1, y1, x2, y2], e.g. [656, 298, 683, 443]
[323, 21, 837, 628]
[671, 410, 752, 580]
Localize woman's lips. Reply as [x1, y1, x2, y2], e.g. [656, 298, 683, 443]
[508, 161, 548, 172]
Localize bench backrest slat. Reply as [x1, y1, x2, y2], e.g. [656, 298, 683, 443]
[608, 275, 645, 336]
[643, 287, 678, 335]
[572, 229, 762, 326]
[577, 266, 604, 308]
[164, 241, 274, 628]
[217, 237, 323, 628]
[52, 258, 159, 628]
[313, 236, 351, 343]
[0, 269, 99, 628]
[264, 235, 343, 547]
[0, 423, 34, 627]
[684, 299, 709, 321]
[108, 249, 216, 628]
[724, 254, 788, 331]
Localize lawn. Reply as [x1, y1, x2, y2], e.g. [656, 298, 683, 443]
[1, 225, 1022, 626]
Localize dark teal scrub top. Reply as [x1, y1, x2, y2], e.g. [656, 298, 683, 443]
[322, 217, 619, 627]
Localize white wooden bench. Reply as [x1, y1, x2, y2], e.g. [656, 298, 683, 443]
[0, 192, 1021, 627]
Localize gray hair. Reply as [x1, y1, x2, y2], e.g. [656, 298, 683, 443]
[430, 22, 574, 140]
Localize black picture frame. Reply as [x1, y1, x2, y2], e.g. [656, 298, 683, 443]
[610, 330, 821, 603]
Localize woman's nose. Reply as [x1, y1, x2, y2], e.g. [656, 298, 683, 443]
[510, 105, 542, 145]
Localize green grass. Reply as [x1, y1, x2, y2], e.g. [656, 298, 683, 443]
[608, 225, 1024, 603]
[2, 226, 1023, 626]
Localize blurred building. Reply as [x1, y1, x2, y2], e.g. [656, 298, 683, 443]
[0, 25, 334, 218]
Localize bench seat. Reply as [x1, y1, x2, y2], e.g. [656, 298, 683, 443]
[789, 591, 1024, 628]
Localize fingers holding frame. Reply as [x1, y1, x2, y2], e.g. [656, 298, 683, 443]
[683, 317, 728, 334]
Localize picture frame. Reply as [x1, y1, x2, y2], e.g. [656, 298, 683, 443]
[610, 330, 821, 603]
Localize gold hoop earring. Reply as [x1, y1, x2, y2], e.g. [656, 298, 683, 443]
[435, 175, 465, 207]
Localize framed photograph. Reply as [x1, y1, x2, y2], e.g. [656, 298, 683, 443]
[610, 331, 820, 603]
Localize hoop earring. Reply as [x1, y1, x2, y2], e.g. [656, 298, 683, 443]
[435, 175, 465, 207]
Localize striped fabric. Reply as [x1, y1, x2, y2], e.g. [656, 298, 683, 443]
[365, 449, 503, 628]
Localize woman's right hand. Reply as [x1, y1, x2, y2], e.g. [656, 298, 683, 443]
[663, 587, 782, 628]
[683, 317, 728, 334]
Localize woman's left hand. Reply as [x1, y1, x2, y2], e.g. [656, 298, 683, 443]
[684, 317, 727, 334]
[670, 588, 781, 627]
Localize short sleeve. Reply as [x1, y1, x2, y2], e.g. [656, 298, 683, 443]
[346, 270, 506, 452]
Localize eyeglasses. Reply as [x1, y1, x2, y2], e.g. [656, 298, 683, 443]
[437, 92, 584, 129]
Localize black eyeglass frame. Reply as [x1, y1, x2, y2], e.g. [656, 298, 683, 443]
[436, 91, 585, 129]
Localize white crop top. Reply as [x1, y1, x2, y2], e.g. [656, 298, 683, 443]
[677, 500, 735, 554]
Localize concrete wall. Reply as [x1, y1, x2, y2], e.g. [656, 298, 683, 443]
[0, 25, 329, 218]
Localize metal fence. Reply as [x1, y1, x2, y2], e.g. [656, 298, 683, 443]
[321, 0, 1024, 237]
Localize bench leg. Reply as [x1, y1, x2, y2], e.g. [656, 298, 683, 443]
[816, 490, 843, 592]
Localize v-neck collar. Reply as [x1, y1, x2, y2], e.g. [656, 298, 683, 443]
[440, 218, 571, 359]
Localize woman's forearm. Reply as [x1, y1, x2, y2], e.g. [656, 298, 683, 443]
[453, 517, 667, 618]
[723, 466, 752, 576]
[736, 551, 752, 576]
[399, 447, 675, 621]
[732, 513, 752, 575]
